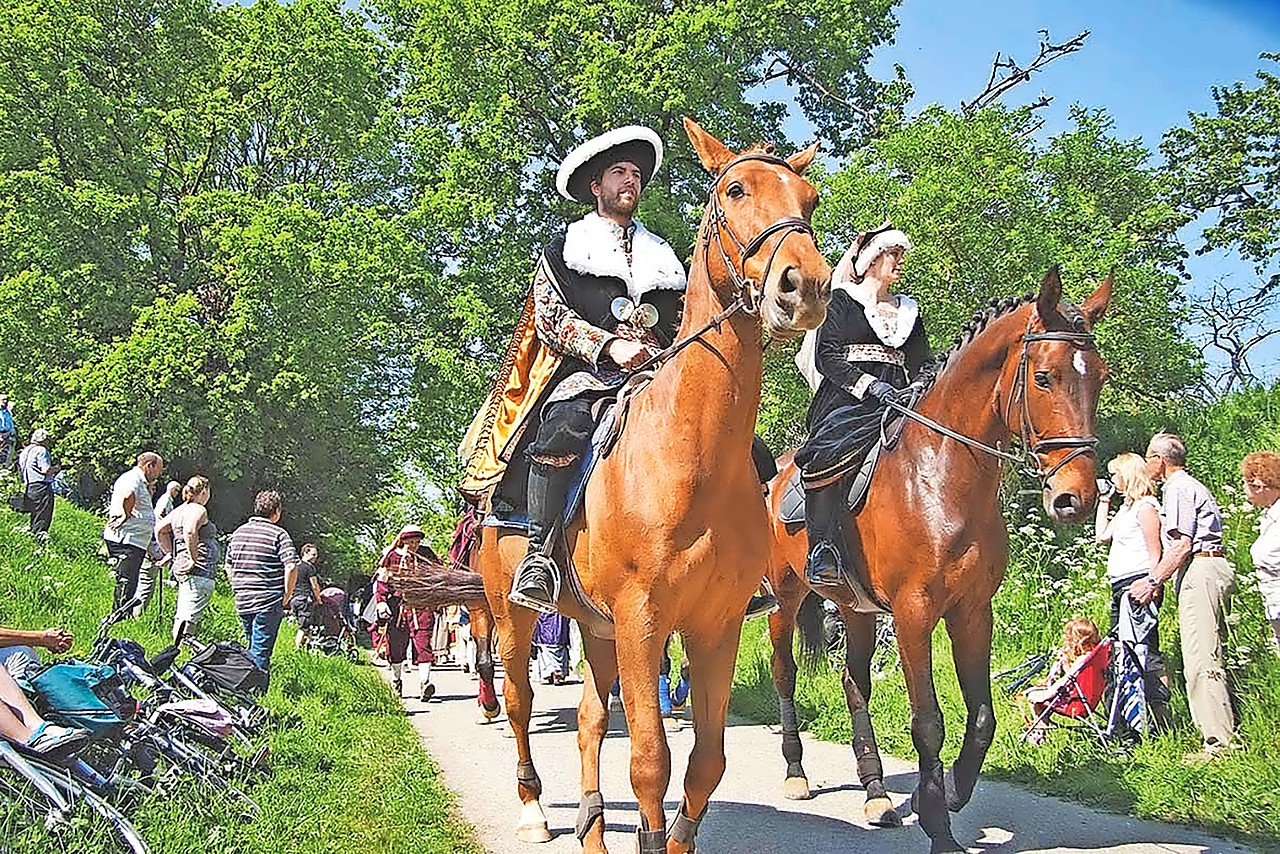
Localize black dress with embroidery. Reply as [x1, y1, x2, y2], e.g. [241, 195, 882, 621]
[795, 289, 929, 487]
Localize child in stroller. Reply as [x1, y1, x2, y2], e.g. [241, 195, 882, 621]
[298, 587, 359, 661]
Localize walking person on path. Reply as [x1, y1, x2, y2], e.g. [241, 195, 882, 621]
[1134, 432, 1238, 761]
[532, 612, 571, 684]
[226, 490, 298, 687]
[17, 429, 59, 542]
[375, 525, 439, 701]
[155, 476, 220, 641]
[290, 543, 323, 647]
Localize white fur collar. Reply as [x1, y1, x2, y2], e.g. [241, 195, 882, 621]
[562, 213, 686, 301]
[842, 283, 918, 348]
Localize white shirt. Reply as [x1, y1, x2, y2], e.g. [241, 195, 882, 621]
[102, 467, 156, 550]
[1104, 495, 1160, 582]
[1251, 500, 1280, 620]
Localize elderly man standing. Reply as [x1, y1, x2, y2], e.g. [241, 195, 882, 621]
[18, 429, 60, 542]
[103, 452, 164, 612]
[1131, 432, 1238, 761]
[226, 490, 298, 687]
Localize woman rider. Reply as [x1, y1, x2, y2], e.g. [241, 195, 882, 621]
[794, 224, 929, 587]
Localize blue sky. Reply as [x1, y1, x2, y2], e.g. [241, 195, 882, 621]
[844, 0, 1280, 382]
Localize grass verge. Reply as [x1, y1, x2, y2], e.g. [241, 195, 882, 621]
[0, 497, 483, 854]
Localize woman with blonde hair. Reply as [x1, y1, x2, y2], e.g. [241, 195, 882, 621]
[1096, 452, 1169, 702]
[1241, 450, 1280, 655]
[155, 476, 219, 641]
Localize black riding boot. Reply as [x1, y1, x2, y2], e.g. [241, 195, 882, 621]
[509, 462, 573, 613]
[745, 578, 780, 620]
[804, 481, 847, 587]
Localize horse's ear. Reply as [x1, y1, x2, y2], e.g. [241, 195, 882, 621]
[1081, 268, 1114, 326]
[683, 117, 735, 174]
[787, 142, 819, 176]
[1036, 265, 1063, 324]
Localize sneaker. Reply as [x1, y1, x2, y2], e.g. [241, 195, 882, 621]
[420, 682, 436, 702]
[393, 678, 403, 697]
[1183, 742, 1239, 765]
[25, 723, 90, 754]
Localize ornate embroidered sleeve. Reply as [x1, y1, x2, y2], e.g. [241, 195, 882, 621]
[532, 257, 614, 366]
[814, 302, 873, 398]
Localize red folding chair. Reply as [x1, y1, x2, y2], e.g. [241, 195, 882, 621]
[1019, 638, 1112, 744]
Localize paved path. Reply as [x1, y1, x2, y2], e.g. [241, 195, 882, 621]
[391, 661, 1256, 854]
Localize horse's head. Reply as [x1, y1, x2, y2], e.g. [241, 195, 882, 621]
[1008, 266, 1112, 523]
[684, 118, 830, 338]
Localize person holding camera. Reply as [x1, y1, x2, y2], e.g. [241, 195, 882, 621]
[1095, 452, 1170, 711]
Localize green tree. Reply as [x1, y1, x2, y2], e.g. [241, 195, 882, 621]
[760, 105, 1201, 453]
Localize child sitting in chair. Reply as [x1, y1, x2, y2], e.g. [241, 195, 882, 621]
[1023, 617, 1102, 744]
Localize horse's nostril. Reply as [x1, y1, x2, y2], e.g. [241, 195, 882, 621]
[780, 267, 801, 294]
[1052, 492, 1082, 517]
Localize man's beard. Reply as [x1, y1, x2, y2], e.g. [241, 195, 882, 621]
[600, 192, 637, 218]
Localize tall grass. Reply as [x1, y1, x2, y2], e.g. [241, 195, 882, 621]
[0, 495, 483, 854]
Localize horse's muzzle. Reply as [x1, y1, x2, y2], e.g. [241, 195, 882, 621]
[762, 267, 829, 337]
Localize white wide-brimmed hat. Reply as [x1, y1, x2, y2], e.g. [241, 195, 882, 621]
[556, 126, 664, 205]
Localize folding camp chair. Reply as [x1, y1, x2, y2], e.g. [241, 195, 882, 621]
[1019, 638, 1112, 744]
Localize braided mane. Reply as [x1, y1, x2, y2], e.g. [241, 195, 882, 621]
[916, 292, 1036, 392]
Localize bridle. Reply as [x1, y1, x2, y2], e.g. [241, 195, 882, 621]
[631, 151, 819, 373]
[885, 313, 1100, 483]
[700, 152, 818, 316]
[1005, 319, 1100, 479]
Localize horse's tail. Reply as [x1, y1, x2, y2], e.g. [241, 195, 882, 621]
[795, 591, 827, 672]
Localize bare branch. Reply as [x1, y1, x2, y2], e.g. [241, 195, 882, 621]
[759, 56, 876, 127]
[1188, 277, 1280, 396]
[962, 29, 1090, 114]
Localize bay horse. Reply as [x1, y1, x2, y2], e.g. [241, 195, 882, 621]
[472, 118, 832, 853]
[764, 268, 1111, 852]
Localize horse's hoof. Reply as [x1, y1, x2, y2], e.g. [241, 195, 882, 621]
[863, 796, 901, 827]
[516, 823, 552, 843]
[782, 776, 812, 800]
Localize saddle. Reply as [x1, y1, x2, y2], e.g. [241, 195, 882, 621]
[776, 388, 921, 614]
[483, 374, 655, 639]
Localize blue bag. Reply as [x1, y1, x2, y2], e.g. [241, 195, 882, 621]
[30, 662, 133, 736]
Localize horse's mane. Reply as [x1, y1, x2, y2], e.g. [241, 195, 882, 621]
[916, 292, 1036, 392]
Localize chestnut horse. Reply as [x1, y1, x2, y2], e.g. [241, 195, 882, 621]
[764, 269, 1111, 852]
[472, 118, 831, 853]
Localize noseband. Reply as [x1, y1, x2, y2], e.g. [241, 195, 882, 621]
[700, 152, 817, 315]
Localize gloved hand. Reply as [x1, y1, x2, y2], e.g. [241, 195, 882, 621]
[866, 380, 900, 403]
[375, 601, 391, 621]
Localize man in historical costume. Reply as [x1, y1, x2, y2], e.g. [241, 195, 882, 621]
[375, 524, 441, 701]
[794, 224, 930, 587]
[460, 126, 779, 618]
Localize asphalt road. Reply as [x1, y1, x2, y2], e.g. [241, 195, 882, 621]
[391, 659, 1256, 854]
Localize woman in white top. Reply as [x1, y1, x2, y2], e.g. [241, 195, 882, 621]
[1096, 453, 1168, 693]
[1241, 451, 1280, 656]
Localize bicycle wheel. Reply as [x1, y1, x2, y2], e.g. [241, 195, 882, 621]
[22, 755, 151, 854]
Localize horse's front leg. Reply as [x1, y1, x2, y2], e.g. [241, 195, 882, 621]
[838, 607, 900, 827]
[943, 597, 997, 812]
[668, 624, 741, 854]
[616, 619, 672, 854]
[768, 579, 811, 800]
[576, 631, 619, 854]
[896, 598, 962, 853]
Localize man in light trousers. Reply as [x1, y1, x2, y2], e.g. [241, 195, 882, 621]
[1130, 432, 1237, 761]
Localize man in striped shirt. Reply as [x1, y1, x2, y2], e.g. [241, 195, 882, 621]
[226, 490, 298, 686]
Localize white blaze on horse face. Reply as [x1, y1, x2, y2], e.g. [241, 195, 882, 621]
[1073, 351, 1088, 377]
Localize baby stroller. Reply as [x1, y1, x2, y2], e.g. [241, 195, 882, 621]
[300, 587, 360, 661]
[1019, 638, 1113, 744]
